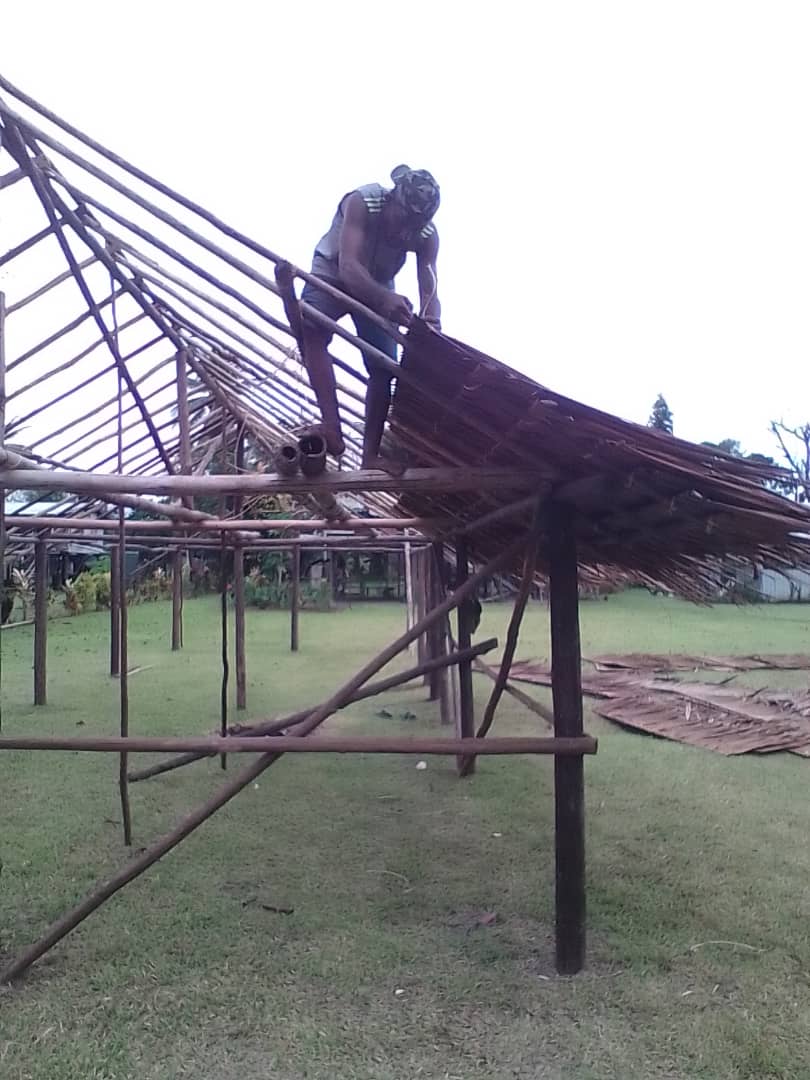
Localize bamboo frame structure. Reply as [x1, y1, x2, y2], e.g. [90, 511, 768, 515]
[4, 74, 805, 990]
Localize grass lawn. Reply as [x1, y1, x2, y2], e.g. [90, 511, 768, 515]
[1, 591, 810, 1079]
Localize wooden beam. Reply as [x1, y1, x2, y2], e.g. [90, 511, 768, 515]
[34, 535, 48, 705]
[128, 637, 501, 783]
[549, 501, 586, 975]
[2, 514, 436, 533]
[0, 734, 597, 756]
[0, 466, 544, 499]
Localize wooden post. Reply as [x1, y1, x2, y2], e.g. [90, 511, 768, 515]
[404, 541, 415, 654]
[234, 433, 246, 709]
[34, 534, 48, 706]
[549, 501, 586, 975]
[429, 544, 448, 709]
[290, 542, 301, 652]
[455, 538, 475, 773]
[171, 549, 183, 650]
[172, 348, 192, 652]
[118, 511, 132, 846]
[233, 543, 246, 709]
[109, 544, 121, 676]
[1, 290, 6, 725]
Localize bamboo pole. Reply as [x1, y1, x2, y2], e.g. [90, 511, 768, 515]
[460, 501, 544, 775]
[404, 542, 414, 653]
[233, 432, 246, 710]
[171, 551, 183, 651]
[6, 124, 177, 476]
[470, 654, 553, 726]
[33, 535, 48, 706]
[0, 537, 521, 985]
[549, 502, 586, 975]
[1, 288, 5, 730]
[115, 321, 133, 847]
[0, 734, 596, 756]
[109, 544, 121, 677]
[0, 466, 543, 499]
[128, 636, 500, 783]
[2, 515, 435, 533]
[0, 223, 58, 269]
[219, 540, 229, 769]
[290, 543, 301, 653]
[0, 289, 7, 443]
[5, 256, 97, 314]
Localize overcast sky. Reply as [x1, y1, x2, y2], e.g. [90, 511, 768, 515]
[2, 0, 809, 460]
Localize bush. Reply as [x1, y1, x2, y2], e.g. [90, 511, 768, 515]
[72, 572, 97, 614]
[94, 572, 111, 609]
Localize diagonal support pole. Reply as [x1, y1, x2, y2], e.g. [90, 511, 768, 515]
[0, 539, 522, 985]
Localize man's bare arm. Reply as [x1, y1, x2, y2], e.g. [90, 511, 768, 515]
[416, 228, 441, 328]
[338, 193, 412, 325]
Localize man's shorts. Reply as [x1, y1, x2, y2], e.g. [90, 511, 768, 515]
[300, 276, 398, 375]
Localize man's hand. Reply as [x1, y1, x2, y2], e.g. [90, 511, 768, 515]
[380, 291, 414, 326]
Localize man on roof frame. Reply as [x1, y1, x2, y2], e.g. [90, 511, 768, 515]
[300, 165, 441, 471]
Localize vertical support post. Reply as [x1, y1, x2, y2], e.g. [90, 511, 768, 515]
[404, 542, 415, 654]
[290, 542, 301, 652]
[414, 549, 428, 675]
[118, 509, 132, 846]
[0, 290, 6, 729]
[233, 543, 246, 709]
[171, 550, 183, 651]
[429, 543, 446, 704]
[110, 544, 121, 677]
[219, 542, 229, 770]
[549, 501, 585, 975]
[34, 534, 48, 706]
[173, 348, 192, 652]
[234, 432, 246, 710]
[426, 552, 441, 702]
[455, 538, 475, 773]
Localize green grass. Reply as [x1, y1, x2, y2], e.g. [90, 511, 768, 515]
[1, 591, 810, 1079]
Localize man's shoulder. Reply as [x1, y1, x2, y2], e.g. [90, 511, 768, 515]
[352, 183, 390, 212]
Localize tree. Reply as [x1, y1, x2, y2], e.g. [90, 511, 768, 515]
[771, 420, 810, 503]
[648, 394, 674, 434]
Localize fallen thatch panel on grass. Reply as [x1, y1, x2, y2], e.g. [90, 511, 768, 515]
[589, 652, 810, 673]
[509, 659, 810, 756]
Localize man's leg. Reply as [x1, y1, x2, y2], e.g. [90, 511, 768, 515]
[299, 280, 346, 458]
[362, 368, 395, 470]
[352, 312, 400, 471]
[300, 322, 345, 457]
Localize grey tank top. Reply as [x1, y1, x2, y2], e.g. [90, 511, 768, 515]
[311, 183, 435, 286]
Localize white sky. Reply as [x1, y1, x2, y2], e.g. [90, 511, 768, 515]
[2, 0, 809, 460]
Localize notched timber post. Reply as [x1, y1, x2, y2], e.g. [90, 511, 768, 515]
[549, 501, 586, 975]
